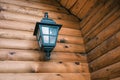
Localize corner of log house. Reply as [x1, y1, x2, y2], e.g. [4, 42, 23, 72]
[0, 0, 120, 80]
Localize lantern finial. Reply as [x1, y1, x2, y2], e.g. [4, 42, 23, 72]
[44, 12, 48, 18]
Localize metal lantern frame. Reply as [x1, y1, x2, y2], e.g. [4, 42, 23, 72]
[33, 12, 62, 60]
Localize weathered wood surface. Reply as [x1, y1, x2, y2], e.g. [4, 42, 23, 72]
[0, 2, 79, 21]
[110, 77, 120, 80]
[84, 9, 120, 43]
[81, 0, 117, 36]
[89, 46, 120, 72]
[77, 0, 97, 19]
[79, 0, 107, 29]
[86, 18, 120, 52]
[91, 62, 120, 80]
[0, 49, 87, 62]
[0, 0, 89, 80]
[0, 20, 82, 37]
[0, 0, 68, 14]
[87, 31, 120, 62]
[0, 29, 84, 44]
[0, 11, 80, 29]
[0, 61, 89, 73]
[59, 0, 120, 80]
[60, 0, 68, 7]
[65, 0, 77, 9]
[0, 73, 91, 80]
[0, 38, 85, 53]
[70, 0, 87, 16]
[28, 0, 61, 7]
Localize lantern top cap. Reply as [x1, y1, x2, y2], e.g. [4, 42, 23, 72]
[33, 12, 62, 36]
[41, 12, 56, 24]
[44, 12, 48, 18]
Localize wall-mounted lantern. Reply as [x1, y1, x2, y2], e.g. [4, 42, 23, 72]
[33, 12, 62, 60]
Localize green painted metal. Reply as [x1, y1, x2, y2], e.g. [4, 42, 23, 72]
[33, 12, 62, 60]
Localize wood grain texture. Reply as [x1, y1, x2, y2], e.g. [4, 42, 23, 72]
[84, 9, 120, 43]
[87, 31, 120, 62]
[79, 0, 106, 29]
[77, 0, 97, 19]
[110, 77, 120, 80]
[0, 61, 89, 73]
[27, 0, 61, 7]
[70, 0, 87, 16]
[0, 0, 89, 80]
[0, 0, 68, 14]
[0, 11, 80, 29]
[89, 46, 120, 72]
[91, 62, 120, 80]
[81, 0, 117, 36]
[60, 0, 68, 7]
[59, 0, 120, 80]
[86, 18, 120, 52]
[0, 49, 87, 62]
[0, 29, 84, 44]
[65, 0, 77, 9]
[0, 38, 85, 53]
[0, 2, 79, 22]
[0, 73, 91, 80]
[0, 20, 82, 36]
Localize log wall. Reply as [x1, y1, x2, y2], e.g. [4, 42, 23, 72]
[0, 0, 90, 80]
[59, 0, 120, 80]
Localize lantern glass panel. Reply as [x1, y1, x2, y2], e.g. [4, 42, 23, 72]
[50, 36, 56, 44]
[43, 36, 49, 43]
[42, 27, 49, 34]
[50, 28, 58, 36]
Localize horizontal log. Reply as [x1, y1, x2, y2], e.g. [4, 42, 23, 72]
[86, 17, 120, 52]
[77, 0, 97, 19]
[0, 38, 85, 53]
[79, 0, 108, 29]
[0, 49, 87, 62]
[0, 11, 80, 29]
[70, 0, 87, 16]
[0, 0, 68, 14]
[0, 2, 79, 22]
[87, 31, 120, 62]
[0, 61, 89, 73]
[84, 7, 119, 43]
[0, 20, 82, 37]
[91, 62, 120, 80]
[60, 28, 82, 37]
[81, 0, 118, 35]
[60, 0, 68, 7]
[65, 0, 77, 9]
[28, 0, 60, 6]
[0, 73, 91, 80]
[0, 29, 84, 44]
[89, 46, 120, 72]
[0, 29, 36, 40]
[58, 35, 84, 44]
[110, 77, 120, 80]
